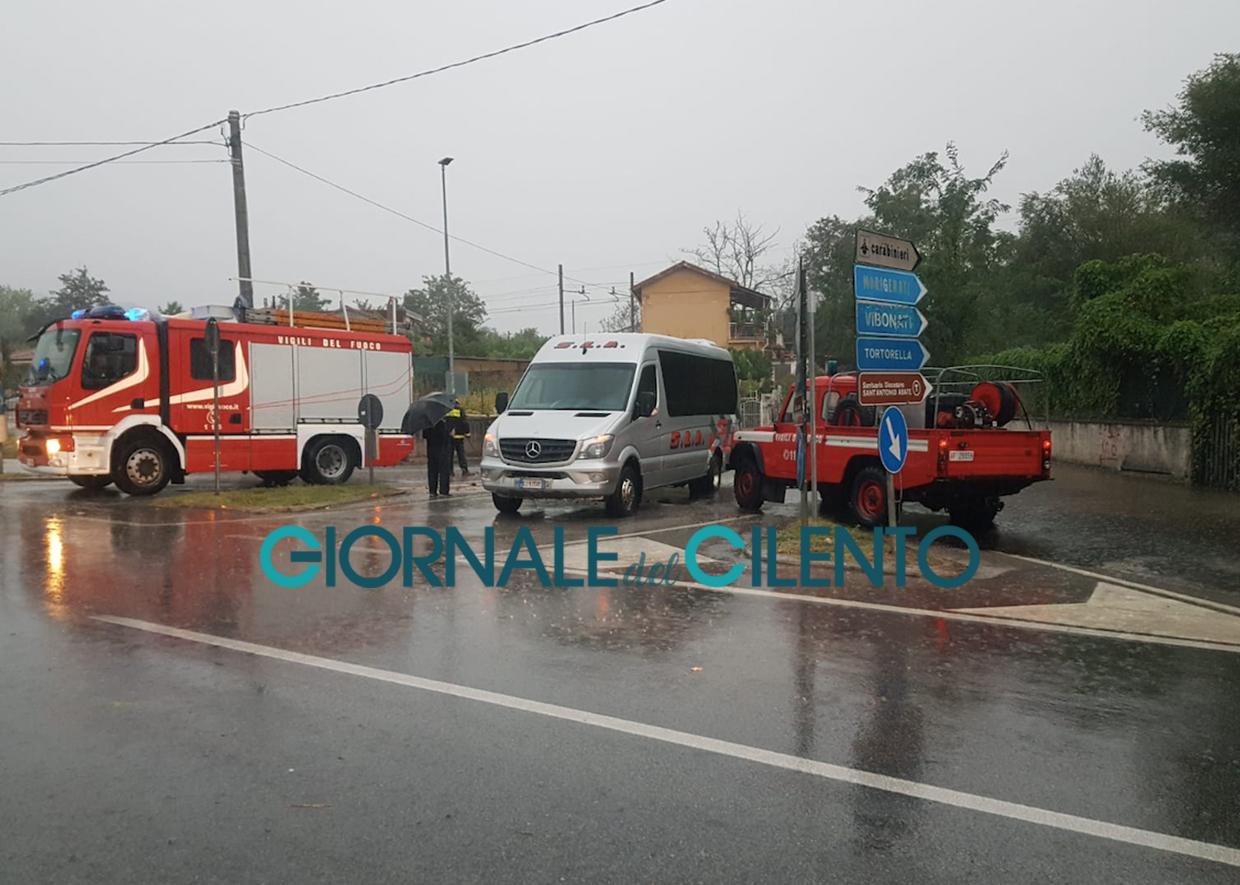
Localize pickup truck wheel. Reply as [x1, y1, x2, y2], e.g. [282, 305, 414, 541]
[733, 458, 764, 512]
[848, 466, 888, 527]
[69, 475, 112, 491]
[605, 463, 642, 517]
[492, 494, 523, 515]
[949, 496, 1002, 530]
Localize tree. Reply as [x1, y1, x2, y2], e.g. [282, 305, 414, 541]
[1, 286, 39, 382]
[47, 267, 109, 315]
[860, 143, 1012, 363]
[403, 274, 487, 355]
[1143, 54, 1240, 244]
[729, 347, 772, 395]
[277, 282, 330, 312]
[159, 300, 185, 315]
[600, 293, 640, 333]
[804, 215, 869, 362]
[473, 327, 547, 359]
[684, 212, 782, 290]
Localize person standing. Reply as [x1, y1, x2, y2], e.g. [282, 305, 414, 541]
[450, 398, 471, 476]
[422, 416, 452, 497]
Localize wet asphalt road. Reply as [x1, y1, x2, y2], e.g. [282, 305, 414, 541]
[2, 464, 1239, 883]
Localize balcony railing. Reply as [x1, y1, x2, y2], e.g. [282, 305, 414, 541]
[729, 322, 765, 343]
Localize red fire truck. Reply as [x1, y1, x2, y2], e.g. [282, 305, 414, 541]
[727, 367, 1052, 528]
[16, 305, 415, 495]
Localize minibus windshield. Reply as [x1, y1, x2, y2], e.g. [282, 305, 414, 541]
[509, 362, 635, 411]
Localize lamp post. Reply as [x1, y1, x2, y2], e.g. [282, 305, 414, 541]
[438, 156, 455, 394]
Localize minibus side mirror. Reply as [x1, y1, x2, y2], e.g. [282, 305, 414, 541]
[494, 391, 509, 414]
[634, 390, 656, 419]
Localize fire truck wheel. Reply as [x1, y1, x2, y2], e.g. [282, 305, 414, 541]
[69, 475, 113, 491]
[733, 456, 764, 512]
[492, 494, 523, 514]
[112, 435, 173, 496]
[848, 465, 888, 528]
[688, 451, 723, 497]
[254, 470, 299, 487]
[605, 462, 642, 517]
[302, 437, 356, 485]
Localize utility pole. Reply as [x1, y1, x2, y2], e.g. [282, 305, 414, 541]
[438, 157, 455, 394]
[571, 299, 576, 334]
[558, 264, 565, 334]
[630, 271, 637, 332]
[227, 111, 254, 309]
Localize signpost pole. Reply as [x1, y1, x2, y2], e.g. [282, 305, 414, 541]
[206, 318, 221, 495]
[796, 262, 808, 526]
[805, 257, 818, 516]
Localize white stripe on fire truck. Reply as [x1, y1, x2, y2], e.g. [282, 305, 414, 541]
[167, 341, 249, 405]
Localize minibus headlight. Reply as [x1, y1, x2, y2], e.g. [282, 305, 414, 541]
[483, 433, 499, 458]
[580, 434, 613, 460]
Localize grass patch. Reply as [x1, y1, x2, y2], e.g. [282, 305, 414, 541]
[775, 518, 876, 558]
[155, 483, 406, 512]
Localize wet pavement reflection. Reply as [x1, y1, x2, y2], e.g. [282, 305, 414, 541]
[2, 465, 1239, 882]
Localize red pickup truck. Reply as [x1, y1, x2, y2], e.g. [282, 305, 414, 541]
[727, 367, 1052, 528]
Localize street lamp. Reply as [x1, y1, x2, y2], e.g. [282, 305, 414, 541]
[438, 156, 455, 394]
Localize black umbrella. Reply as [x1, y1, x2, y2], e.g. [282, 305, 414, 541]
[401, 392, 455, 435]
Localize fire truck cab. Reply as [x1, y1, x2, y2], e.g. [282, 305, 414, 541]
[16, 305, 415, 495]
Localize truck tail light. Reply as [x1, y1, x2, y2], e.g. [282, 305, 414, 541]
[937, 438, 948, 472]
[1042, 437, 1052, 473]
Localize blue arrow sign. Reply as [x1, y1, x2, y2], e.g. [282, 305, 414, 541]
[853, 265, 927, 306]
[855, 299, 928, 338]
[856, 336, 930, 371]
[879, 406, 909, 474]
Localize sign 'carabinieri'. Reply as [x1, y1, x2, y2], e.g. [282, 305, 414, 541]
[855, 229, 921, 272]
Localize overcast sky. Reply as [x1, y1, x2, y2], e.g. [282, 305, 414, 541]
[2, 0, 1237, 334]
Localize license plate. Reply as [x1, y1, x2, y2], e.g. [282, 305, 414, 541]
[949, 450, 975, 462]
[515, 477, 548, 490]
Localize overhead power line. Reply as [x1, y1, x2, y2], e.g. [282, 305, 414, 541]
[243, 0, 669, 119]
[0, 140, 220, 147]
[0, 159, 226, 165]
[0, 1, 669, 199]
[243, 140, 613, 296]
[0, 119, 226, 197]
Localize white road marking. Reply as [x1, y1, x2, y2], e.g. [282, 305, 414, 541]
[93, 614, 1240, 869]
[995, 551, 1240, 617]
[556, 568, 1240, 654]
[955, 582, 1240, 646]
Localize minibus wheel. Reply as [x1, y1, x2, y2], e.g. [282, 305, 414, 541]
[605, 463, 642, 517]
[493, 494, 523, 514]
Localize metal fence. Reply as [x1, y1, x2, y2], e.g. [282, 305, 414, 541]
[1195, 413, 1240, 491]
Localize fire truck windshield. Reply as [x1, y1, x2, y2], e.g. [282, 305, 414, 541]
[27, 327, 81, 385]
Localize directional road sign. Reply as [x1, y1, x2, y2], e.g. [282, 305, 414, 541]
[855, 336, 930, 372]
[879, 406, 909, 474]
[858, 372, 930, 406]
[853, 265, 927, 306]
[855, 230, 921, 272]
[855, 299, 927, 338]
